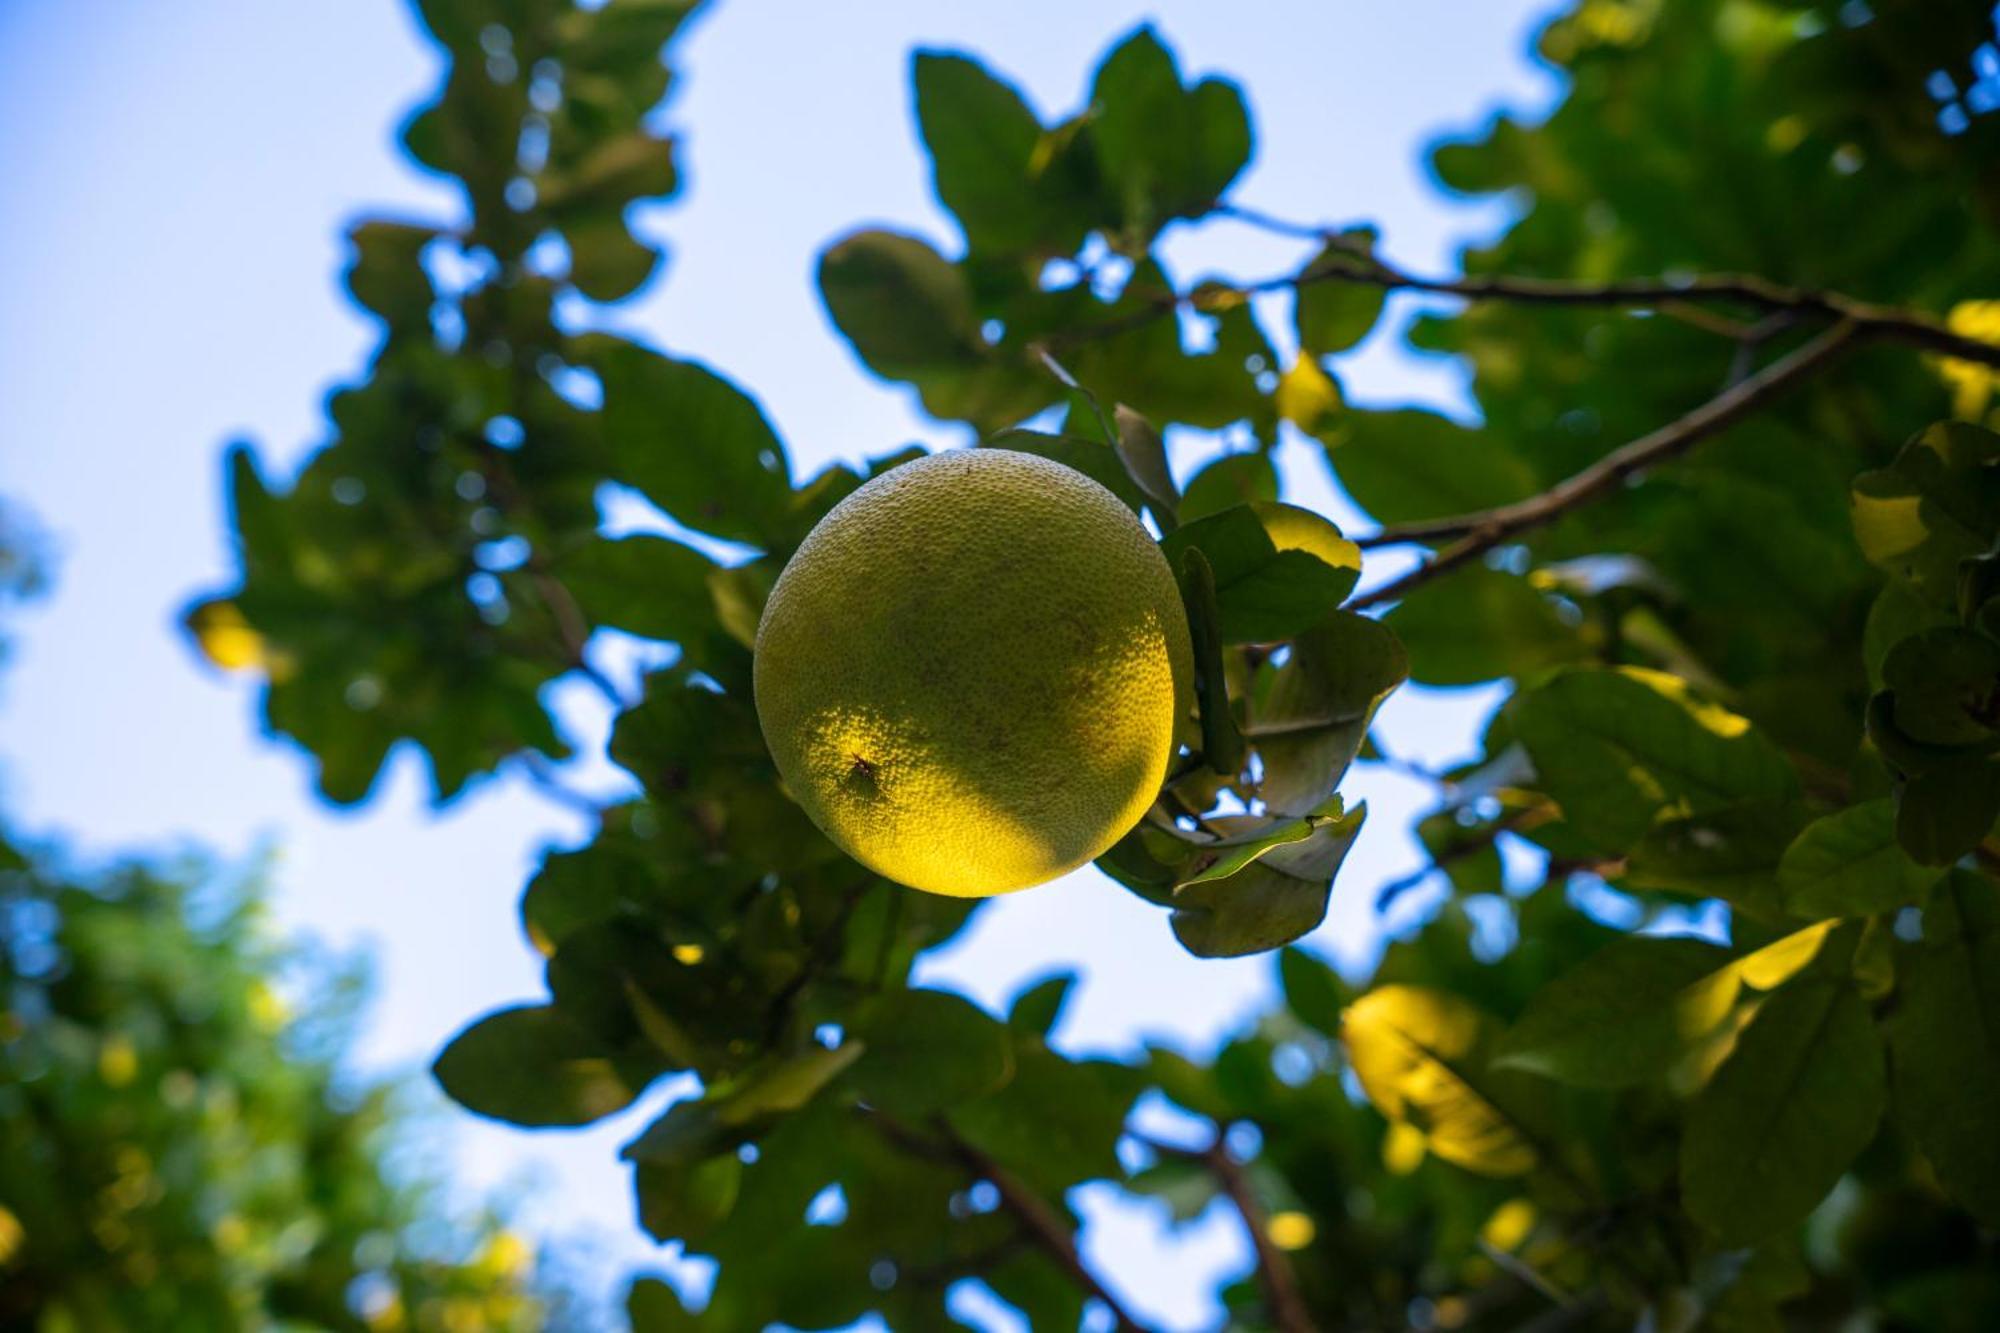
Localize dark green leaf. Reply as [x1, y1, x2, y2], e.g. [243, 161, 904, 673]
[1324, 408, 1539, 526]
[344, 220, 437, 334]
[1898, 758, 2000, 866]
[556, 535, 716, 643]
[1008, 972, 1078, 1037]
[1177, 546, 1245, 777]
[565, 214, 660, 302]
[1295, 232, 1386, 355]
[1511, 668, 1799, 853]
[1620, 799, 1807, 918]
[433, 1004, 659, 1128]
[593, 340, 794, 547]
[1851, 422, 2000, 608]
[1883, 628, 2000, 747]
[1384, 567, 1589, 687]
[1113, 405, 1178, 524]
[627, 1276, 698, 1331]
[1495, 935, 1741, 1087]
[1158, 502, 1361, 644]
[1680, 971, 1885, 1245]
[1178, 451, 1277, 523]
[849, 988, 1014, 1115]
[1779, 799, 1942, 918]
[1278, 946, 1347, 1036]
[1890, 870, 2000, 1226]
[1088, 25, 1251, 241]
[817, 228, 982, 379]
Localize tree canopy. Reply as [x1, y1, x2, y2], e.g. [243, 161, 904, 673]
[180, 0, 2000, 1327]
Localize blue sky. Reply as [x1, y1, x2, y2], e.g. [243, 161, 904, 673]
[0, 1, 1562, 1325]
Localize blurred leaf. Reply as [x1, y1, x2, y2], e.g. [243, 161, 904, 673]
[635, 1153, 741, 1246]
[1088, 24, 1251, 242]
[1851, 422, 2000, 608]
[1681, 964, 1884, 1245]
[1619, 798, 1807, 918]
[628, 1276, 699, 1330]
[1890, 870, 2000, 1227]
[1159, 502, 1360, 643]
[344, 219, 438, 334]
[1323, 408, 1538, 525]
[1342, 985, 1544, 1176]
[556, 534, 717, 643]
[1779, 799, 1942, 918]
[566, 213, 661, 302]
[849, 988, 1014, 1116]
[434, 1004, 662, 1128]
[948, 1040, 1140, 1195]
[1512, 668, 1799, 853]
[1495, 935, 1741, 1087]
[1384, 567, 1589, 686]
[1897, 758, 2000, 866]
[1295, 232, 1385, 355]
[1882, 628, 2000, 747]
[913, 51, 1096, 255]
[593, 340, 794, 546]
[984, 430, 1145, 513]
[1008, 972, 1078, 1037]
[1178, 451, 1277, 523]
[1279, 946, 1347, 1036]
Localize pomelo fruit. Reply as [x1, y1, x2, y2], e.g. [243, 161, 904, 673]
[754, 448, 1193, 896]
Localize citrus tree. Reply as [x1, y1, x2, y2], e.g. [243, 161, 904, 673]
[0, 829, 570, 1331]
[188, 0, 2000, 1327]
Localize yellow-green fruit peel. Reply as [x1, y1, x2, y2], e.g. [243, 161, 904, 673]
[753, 448, 1194, 897]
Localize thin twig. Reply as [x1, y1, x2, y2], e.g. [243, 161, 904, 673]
[871, 1115, 1154, 1332]
[1345, 320, 1859, 608]
[1046, 219, 2000, 369]
[1476, 1238, 1573, 1309]
[1136, 1134, 1315, 1333]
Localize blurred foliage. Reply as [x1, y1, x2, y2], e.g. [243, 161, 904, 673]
[0, 829, 567, 1332]
[186, 0, 2000, 1327]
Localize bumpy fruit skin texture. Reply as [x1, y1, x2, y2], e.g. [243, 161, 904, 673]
[754, 449, 1194, 897]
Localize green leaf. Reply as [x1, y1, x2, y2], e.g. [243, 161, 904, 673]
[1007, 972, 1077, 1037]
[1851, 421, 2000, 608]
[1890, 870, 2000, 1226]
[818, 228, 982, 375]
[1384, 567, 1589, 687]
[565, 213, 660, 302]
[1088, 24, 1251, 241]
[1898, 758, 2000, 866]
[343, 219, 438, 334]
[1779, 799, 1942, 918]
[1511, 668, 1799, 853]
[593, 340, 794, 547]
[1323, 408, 1539, 526]
[622, 1045, 864, 1165]
[1883, 628, 2000, 747]
[537, 130, 679, 212]
[627, 1276, 698, 1331]
[635, 1153, 741, 1246]
[1619, 799, 1807, 918]
[1295, 232, 1386, 355]
[1158, 502, 1360, 644]
[848, 988, 1014, 1115]
[433, 1004, 660, 1128]
[1495, 935, 1742, 1087]
[1113, 405, 1178, 524]
[1863, 577, 1954, 692]
[948, 1039, 1140, 1195]
[1169, 798, 1366, 958]
[1178, 451, 1277, 523]
[1342, 985, 1545, 1176]
[1278, 946, 1347, 1036]
[983, 430, 1145, 513]
[1245, 610, 1409, 816]
[912, 52, 1094, 255]
[556, 535, 716, 643]
[1177, 546, 1245, 777]
[1680, 970, 1885, 1245]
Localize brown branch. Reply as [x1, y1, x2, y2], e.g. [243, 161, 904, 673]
[1137, 1134, 1316, 1333]
[1345, 320, 1860, 609]
[1061, 209, 2000, 369]
[870, 1114, 1154, 1333]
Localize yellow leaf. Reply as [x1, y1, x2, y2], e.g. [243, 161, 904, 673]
[1732, 918, 1837, 990]
[1265, 1210, 1316, 1250]
[1275, 355, 1340, 431]
[186, 599, 296, 681]
[1480, 1198, 1538, 1252]
[1935, 300, 2000, 422]
[98, 1035, 138, 1089]
[1343, 985, 1538, 1176]
[0, 1205, 24, 1268]
[1382, 1120, 1428, 1174]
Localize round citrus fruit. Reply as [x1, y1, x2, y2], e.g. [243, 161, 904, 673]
[754, 448, 1194, 897]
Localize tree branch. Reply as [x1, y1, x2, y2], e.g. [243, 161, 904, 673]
[1137, 1134, 1315, 1333]
[1206, 204, 2000, 369]
[1345, 320, 1860, 609]
[869, 1114, 1154, 1333]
